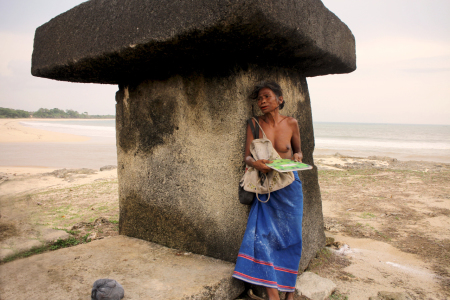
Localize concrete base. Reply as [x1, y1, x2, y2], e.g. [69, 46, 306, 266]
[0, 236, 244, 300]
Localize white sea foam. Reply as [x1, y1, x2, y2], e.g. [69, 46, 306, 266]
[18, 120, 450, 163]
[20, 121, 115, 138]
[313, 122, 450, 159]
[315, 137, 450, 150]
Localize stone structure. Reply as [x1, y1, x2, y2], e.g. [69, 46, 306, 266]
[32, 0, 356, 269]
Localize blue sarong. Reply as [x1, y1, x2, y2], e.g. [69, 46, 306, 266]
[233, 171, 303, 292]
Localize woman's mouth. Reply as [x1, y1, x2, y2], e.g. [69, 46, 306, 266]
[261, 106, 268, 110]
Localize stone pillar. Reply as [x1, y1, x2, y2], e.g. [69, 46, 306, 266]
[115, 69, 322, 264]
[31, 0, 356, 268]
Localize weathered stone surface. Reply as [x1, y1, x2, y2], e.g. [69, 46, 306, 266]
[0, 236, 245, 299]
[32, 0, 356, 84]
[117, 66, 325, 267]
[294, 272, 336, 300]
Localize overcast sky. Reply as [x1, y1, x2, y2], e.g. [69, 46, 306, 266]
[0, 0, 449, 124]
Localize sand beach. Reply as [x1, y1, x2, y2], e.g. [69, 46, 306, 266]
[0, 119, 449, 299]
[0, 119, 91, 143]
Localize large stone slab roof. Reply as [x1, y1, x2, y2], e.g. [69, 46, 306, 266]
[31, 0, 356, 84]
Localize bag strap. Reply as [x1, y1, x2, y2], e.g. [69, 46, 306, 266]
[255, 176, 270, 203]
[247, 118, 259, 139]
[250, 117, 272, 203]
[252, 117, 267, 139]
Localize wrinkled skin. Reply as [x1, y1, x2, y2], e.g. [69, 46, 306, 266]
[244, 87, 303, 173]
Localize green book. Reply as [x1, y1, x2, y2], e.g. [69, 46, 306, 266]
[266, 159, 313, 172]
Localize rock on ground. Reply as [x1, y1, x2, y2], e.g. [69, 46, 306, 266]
[295, 272, 336, 300]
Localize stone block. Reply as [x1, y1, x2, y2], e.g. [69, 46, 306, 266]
[0, 236, 245, 299]
[117, 67, 326, 267]
[30, 0, 355, 274]
[32, 0, 356, 84]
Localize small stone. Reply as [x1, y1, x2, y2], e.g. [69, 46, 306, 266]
[91, 279, 124, 300]
[325, 237, 335, 247]
[100, 165, 117, 171]
[295, 272, 336, 300]
[332, 241, 343, 249]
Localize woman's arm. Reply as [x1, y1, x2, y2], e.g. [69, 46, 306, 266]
[289, 118, 303, 162]
[244, 120, 273, 173]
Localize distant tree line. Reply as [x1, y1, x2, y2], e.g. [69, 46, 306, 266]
[0, 107, 114, 119]
[0, 107, 30, 118]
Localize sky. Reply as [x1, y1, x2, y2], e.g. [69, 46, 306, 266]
[0, 0, 449, 124]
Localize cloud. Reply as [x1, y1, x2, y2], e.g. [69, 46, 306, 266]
[0, 31, 33, 77]
[357, 37, 450, 69]
[401, 67, 450, 73]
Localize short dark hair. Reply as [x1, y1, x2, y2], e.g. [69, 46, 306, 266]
[249, 80, 285, 110]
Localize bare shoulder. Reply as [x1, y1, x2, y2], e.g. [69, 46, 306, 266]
[285, 116, 299, 127]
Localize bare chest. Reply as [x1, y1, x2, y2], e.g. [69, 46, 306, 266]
[259, 124, 293, 155]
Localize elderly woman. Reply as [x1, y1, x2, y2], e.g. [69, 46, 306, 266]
[232, 81, 303, 300]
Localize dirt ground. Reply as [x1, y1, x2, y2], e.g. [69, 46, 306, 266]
[0, 155, 449, 299]
[0, 167, 120, 253]
[311, 155, 450, 300]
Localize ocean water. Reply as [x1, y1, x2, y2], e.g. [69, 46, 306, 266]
[19, 120, 116, 139]
[2, 120, 449, 168]
[313, 122, 450, 163]
[0, 120, 117, 169]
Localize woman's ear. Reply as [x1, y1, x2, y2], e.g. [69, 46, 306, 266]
[278, 96, 284, 105]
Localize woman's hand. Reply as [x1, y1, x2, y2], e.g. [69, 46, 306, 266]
[253, 159, 273, 174]
[293, 152, 303, 163]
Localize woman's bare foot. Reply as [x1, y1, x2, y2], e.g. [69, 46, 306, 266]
[285, 291, 294, 300]
[247, 289, 265, 300]
[265, 287, 280, 300]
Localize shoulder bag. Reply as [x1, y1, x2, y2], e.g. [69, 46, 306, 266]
[239, 117, 295, 204]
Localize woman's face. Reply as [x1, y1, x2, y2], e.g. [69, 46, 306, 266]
[257, 87, 283, 113]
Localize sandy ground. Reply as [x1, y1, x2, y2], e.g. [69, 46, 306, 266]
[0, 120, 449, 299]
[309, 155, 450, 300]
[0, 119, 91, 143]
[1, 156, 448, 299]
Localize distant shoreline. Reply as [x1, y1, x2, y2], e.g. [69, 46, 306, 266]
[1, 118, 449, 168]
[0, 119, 91, 143]
[314, 148, 450, 164]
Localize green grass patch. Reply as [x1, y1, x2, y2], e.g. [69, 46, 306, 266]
[329, 292, 348, 300]
[359, 212, 376, 219]
[53, 228, 80, 235]
[374, 230, 391, 241]
[306, 248, 332, 270]
[1, 234, 91, 264]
